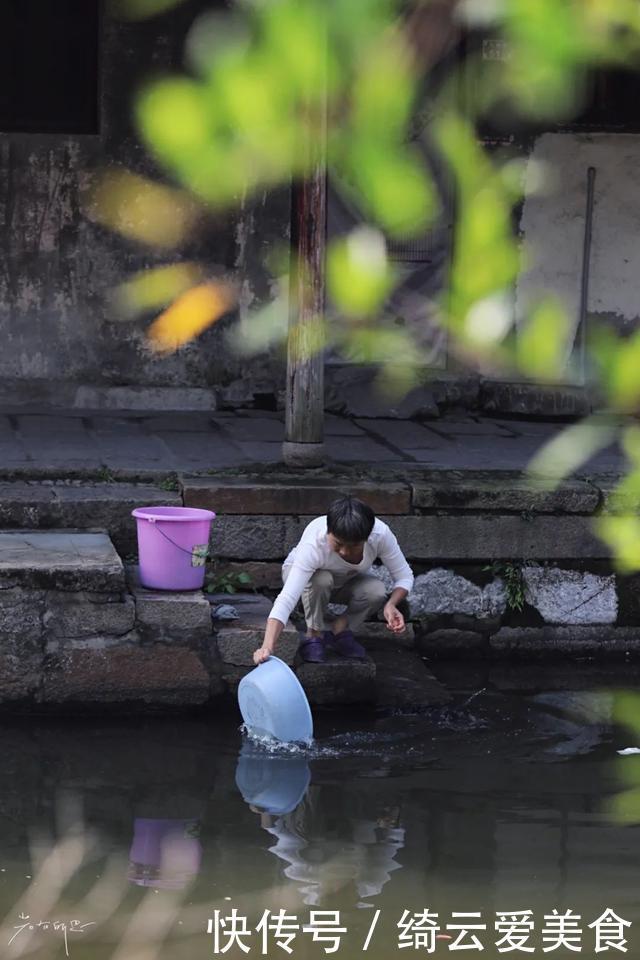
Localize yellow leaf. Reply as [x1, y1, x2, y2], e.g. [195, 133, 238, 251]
[89, 171, 199, 249]
[148, 283, 236, 353]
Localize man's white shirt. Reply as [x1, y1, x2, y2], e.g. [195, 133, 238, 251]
[269, 516, 414, 627]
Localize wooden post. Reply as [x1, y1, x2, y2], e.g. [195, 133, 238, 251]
[282, 70, 327, 467]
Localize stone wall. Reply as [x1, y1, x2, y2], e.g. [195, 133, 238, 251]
[0, 1, 289, 411]
[191, 472, 640, 660]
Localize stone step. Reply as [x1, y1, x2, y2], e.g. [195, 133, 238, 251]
[209, 593, 300, 691]
[0, 530, 125, 592]
[364, 638, 452, 709]
[296, 657, 377, 706]
[183, 476, 411, 515]
[210, 513, 609, 561]
[0, 482, 181, 555]
[209, 591, 446, 708]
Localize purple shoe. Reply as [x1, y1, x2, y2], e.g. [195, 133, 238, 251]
[299, 635, 326, 663]
[328, 629, 366, 659]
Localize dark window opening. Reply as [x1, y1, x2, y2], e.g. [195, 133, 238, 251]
[0, 0, 100, 134]
[461, 30, 640, 139]
[567, 68, 640, 130]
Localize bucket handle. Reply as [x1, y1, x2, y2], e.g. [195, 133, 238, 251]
[146, 518, 210, 562]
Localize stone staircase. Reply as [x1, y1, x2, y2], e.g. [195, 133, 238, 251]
[0, 481, 181, 555]
[212, 593, 450, 708]
[0, 531, 451, 710]
[0, 531, 215, 708]
[1, 467, 633, 708]
[0, 474, 463, 712]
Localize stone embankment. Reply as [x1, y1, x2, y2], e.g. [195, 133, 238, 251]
[0, 469, 635, 710]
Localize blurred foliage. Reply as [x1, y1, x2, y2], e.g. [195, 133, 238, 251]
[95, 0, 640, 568]
[114, 264, 206, 319]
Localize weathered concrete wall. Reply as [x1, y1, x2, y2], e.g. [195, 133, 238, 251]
[517, 133, 640, 377]
[0, 2, 290, 409]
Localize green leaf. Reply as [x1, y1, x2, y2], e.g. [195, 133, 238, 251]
[527, 417, 617, 488]
[516, 297, 571, 381]
[326, 228, 394, 317]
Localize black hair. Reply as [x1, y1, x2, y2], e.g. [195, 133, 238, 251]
[326, 496, 375, 543]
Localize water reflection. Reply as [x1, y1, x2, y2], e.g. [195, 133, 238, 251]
[128, 818, 202, 889]
[235, 743, 311, 815]
[0, 679, 634, 958]
[236, 741, 405, 906]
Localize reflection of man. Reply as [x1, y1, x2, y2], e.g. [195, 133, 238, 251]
[351, 809, 405, 902]
[252, 794, 405, 906]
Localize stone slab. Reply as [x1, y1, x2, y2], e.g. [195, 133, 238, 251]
[211, 514, 610, 562]
[220, 663, 252, 692]
[417, 628, 490, 659]
[409, 569, 506, 619]
[54, 484, 182, 552]
[0, 587, 45, 642]
[358, 621, 416, 649]
[295, 656, 376, 705]
[74, 386, 217, 411]
[480, 382, 592, 418]
[0, 531, 125, 592]
[211, 516, 288, 560]
[324, 436, 399, 463]
[389, 515, 609, 561]
[131, 581, 213, 643]
[43, 593, 136, 639]
[490, 625, 640, 659]
[365, 640, 452, 708]
[183, 478, 411, 515]
[41, 646, 212, 704]
[411, 472, 600, 514]
[0, 653, 43, 701]
[354, 419, 440, 449]
[0, 588, 44, 699]
[522, 567, 618, 625]
[209, 593, 299, 665]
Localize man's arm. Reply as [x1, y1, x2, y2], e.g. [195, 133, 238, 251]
[253, 547, 320, 664]
[253, 617, 285, 664]
[377, 527, 414, 634]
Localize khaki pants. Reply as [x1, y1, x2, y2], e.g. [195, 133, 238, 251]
[283, 566, 387, 633]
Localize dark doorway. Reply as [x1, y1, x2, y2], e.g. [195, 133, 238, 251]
[0, 0, 100, 134]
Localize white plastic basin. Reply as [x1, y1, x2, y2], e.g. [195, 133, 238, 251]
[238, 656, 313, 744]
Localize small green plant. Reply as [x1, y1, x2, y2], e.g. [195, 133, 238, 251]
[159, 473, 180, 492]
[484, 561, 527, 613]
[98, 465, 117, 484]
[206, 569, 254, 595]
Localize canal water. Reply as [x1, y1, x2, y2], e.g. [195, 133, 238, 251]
[0, 674, 639, 959]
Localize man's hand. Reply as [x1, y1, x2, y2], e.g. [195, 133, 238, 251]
[253, 644, 273, 665]
[383, 601, 405, 634]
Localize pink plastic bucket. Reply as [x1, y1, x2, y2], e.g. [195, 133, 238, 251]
[132, 506, 216, 591]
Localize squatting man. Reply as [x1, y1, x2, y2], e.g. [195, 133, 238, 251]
[253, 496, 414, 664]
